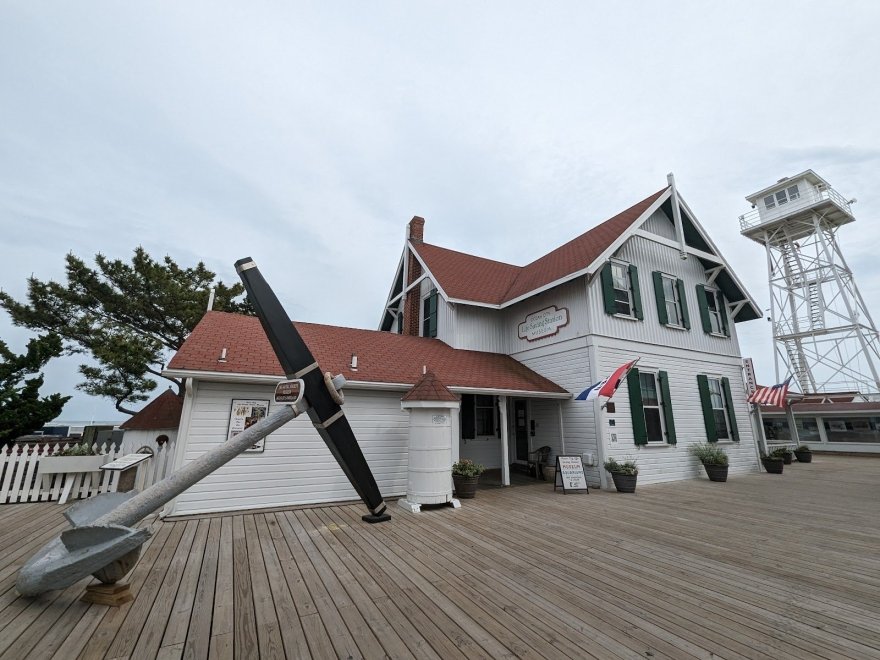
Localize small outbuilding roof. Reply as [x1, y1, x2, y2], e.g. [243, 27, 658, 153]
[120, 390, 183, 430]
[402, 371, 459, 402]
[167, 312, 569, 397]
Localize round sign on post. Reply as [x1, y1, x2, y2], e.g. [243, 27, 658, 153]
[274, 379, 305, 406]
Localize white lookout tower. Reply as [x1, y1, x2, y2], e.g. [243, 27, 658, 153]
[740, 170, 880, 395]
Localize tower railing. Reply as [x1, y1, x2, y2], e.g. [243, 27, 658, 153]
[739, 186, 852, 231]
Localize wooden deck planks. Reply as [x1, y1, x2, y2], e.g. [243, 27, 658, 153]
[0, 456, 875, 659]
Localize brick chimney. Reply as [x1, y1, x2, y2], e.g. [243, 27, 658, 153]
[403, 216, 425, 336]
[407, 216, 425, 243]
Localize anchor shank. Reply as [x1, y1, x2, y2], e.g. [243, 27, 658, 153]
[96, 406, 297, 528]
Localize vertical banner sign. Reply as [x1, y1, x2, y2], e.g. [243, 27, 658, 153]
[227, 399, 270, 452]
[743, 358, 757, 395]
[554, 455, 589, 494]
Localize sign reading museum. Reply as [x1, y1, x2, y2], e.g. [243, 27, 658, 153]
[517, 305, 569, 342]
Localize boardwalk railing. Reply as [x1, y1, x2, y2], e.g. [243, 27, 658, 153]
[0, 441, 174, 504]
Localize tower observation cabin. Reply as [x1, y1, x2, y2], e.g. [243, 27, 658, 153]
[739, 170, 880, 396]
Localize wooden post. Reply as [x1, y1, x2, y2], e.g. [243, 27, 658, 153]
[499, 396, 510, 486]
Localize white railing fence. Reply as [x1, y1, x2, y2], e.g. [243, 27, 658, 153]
[0, 441, 175, 505]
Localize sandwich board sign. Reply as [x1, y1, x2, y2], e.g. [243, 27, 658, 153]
[554, 455, 589, 494]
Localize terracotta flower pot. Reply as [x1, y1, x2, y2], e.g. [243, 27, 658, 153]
[452, 475, 479, 499]
[702, 463, 728, 482]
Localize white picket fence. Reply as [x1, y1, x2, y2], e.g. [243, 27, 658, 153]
[0, 441, 175, 504]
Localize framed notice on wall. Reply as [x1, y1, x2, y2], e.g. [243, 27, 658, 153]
[227, 399, 270, 453]
[554, 455, 589, 494]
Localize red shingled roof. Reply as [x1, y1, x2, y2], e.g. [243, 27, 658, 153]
[120, 389, 183, 430]
[402, 371, 460, 402]
[168, 312, 568, 396]
[413, 188, 667, 305]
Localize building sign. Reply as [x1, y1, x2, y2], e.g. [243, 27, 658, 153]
[431, 415, 448, 425]
[274, 379, 305, 406]
[227, 399, 270, 453]
[554, 455, 589, 494]
[743, 358, 757, 395]
[517, 305, 569, 342]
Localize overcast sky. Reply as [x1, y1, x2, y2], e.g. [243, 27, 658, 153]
[1, 1, 879, 422]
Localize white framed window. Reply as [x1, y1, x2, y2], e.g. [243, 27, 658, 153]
[661, 274, 683, 327]
[705, 288, 724, 335]
[639, 371, 666, 444]
[764, 185, 800, 210]
[611, 262, 634, 316]
[707, 377, 731, 440]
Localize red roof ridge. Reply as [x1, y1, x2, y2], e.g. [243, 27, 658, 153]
[413, 188, 668, 305]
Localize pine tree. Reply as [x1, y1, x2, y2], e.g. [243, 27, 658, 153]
[0, 334, 70, 446]
[0, 248, 251, 414]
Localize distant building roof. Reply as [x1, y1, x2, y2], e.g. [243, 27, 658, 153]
[761, 401, 880, 415]
[167, 312, 568, 397]
[120, 390, 183, 430]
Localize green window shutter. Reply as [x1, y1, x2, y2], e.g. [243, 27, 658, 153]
[627, 367, 648, 445]
[719, 292, 730, 337]
[600, 263, 616, 315]
[721, 377, 740, 441]
[696, 284, 712, 334]
[658, 370, 676, 445]
[652, 271, 668, 325]
[629, 264, 643, 320]
[677, 279, 691, 330]
[461, 394, 475, 439]
[697, 374, 718, 442]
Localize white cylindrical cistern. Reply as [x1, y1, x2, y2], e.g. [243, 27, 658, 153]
[405, 406, 458, 504]
[398, 371, 461, 513]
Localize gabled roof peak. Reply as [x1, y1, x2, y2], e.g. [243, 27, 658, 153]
[411, 187, 668, 306]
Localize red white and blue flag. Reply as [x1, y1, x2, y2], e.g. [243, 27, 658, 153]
[747, 376, 792, 407]
[576, 359, 639, 401]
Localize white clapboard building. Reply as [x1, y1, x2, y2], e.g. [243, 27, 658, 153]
[163, 177, 763, 515]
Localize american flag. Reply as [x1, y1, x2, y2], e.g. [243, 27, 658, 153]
[747, 376, 792, 407]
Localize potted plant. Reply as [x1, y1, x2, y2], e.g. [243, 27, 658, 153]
[761, 450, 784, 474]
[777, 447, 793, 465]
[794, 445, 813, 463]
[688, 443, 729, 482]
[452, 459, 485, 499]
[604, 457, 638, 493]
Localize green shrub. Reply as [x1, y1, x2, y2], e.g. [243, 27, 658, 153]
[452, 459, 485, 477]
[56, 442, 100, 457]
[604, 457, 638, 476]
[795, 445, 812, 453]
[688, 443, 729, 466]
[769, 448, 790, 459]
